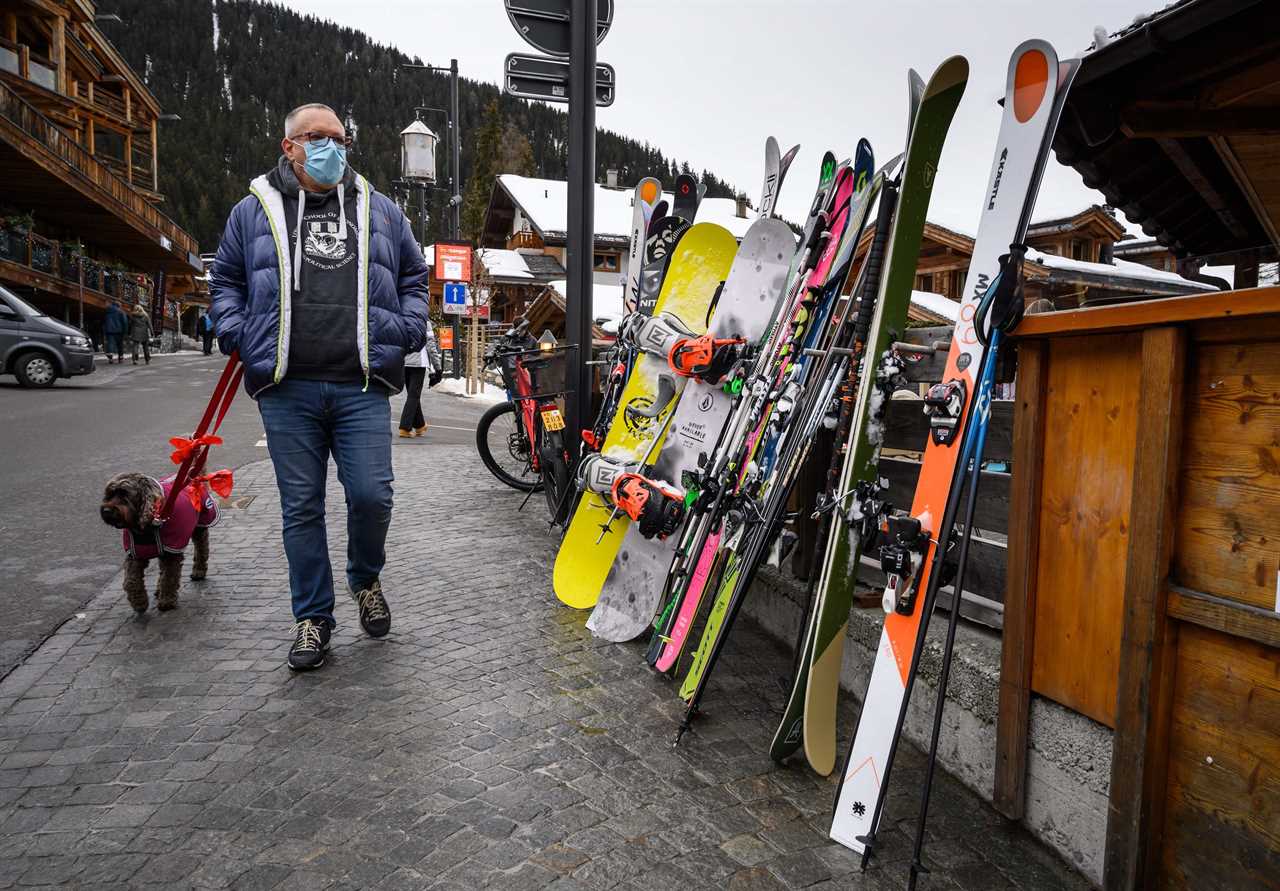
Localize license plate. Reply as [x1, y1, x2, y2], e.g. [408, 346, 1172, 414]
[541, 408, 565, 431]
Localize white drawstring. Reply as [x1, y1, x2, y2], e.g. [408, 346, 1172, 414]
[292, 191, 306, 294]
[337, 182, 347, 234]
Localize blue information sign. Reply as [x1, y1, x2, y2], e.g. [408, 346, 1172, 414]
[443, 282, 468, 315]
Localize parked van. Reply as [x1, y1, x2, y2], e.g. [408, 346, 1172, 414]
[0, 285, 95, 388]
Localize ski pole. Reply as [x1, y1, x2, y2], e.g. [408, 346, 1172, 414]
[906, 331, 998, 888]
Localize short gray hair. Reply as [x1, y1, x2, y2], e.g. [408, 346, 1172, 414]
[284, 102, 338, 138]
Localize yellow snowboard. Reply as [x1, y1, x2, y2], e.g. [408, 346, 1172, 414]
[554, 222, 738, 609]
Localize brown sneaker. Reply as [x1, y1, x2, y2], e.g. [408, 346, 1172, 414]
[397, 428, 413, 438]
[413, 425, 428, 436]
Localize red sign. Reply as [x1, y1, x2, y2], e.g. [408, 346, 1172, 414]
[434, 241, 472, 283]
[465, 305, 490, 320]
[438, 328, 454, 350]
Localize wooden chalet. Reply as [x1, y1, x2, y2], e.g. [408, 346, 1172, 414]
[849, 205, 1218, 321]
[0, 0, 201, 339]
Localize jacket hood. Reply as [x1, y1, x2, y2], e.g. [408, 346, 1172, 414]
[266, 155, 356, 198]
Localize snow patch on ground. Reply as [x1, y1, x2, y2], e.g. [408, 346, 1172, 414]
[433, 377, 508, 404]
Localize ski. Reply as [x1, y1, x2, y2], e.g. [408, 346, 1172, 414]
[678, 54, 968, 738]
[675, 148, 877, 717]
[625, 177, 663, 314]
[830, 41, 1075, 857]
[672, 172, 700, 222]
[645, 151, 841, 670]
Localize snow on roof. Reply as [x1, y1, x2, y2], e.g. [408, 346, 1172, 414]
[910, 290, 959, 322]
[421, 244, 433, 266]
[1025, 248, 1215, 292]
[477, 248, 533, 280]
[549, 279, 626, 326]
[498, 174, 756, 241]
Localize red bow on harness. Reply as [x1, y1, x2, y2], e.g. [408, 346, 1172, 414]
[156, 354, 243, 524]
[184, 469, 234, 510]
[169, 434, 224, 465]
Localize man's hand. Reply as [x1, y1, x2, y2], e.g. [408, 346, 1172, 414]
[428, 370, 443, 388]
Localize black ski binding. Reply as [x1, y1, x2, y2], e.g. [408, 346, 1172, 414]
[924, 378, 967, 446]
[880, 515, 929, 615]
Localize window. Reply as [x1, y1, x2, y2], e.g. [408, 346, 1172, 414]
[917, 273, 933, 292]
[593, 253, 619, 272]
[1071, 239, 1089, 261]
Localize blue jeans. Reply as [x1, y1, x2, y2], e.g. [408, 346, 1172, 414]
[257, 378, 394, 627]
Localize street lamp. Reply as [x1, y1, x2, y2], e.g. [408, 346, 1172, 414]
[402, 58, 465, 377]
[400, 119, 439, 184]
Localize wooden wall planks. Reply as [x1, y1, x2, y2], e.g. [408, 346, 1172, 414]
[1176, 341, 1280, 611]
[1159, 622, 1280, 889]
[1030, 333, 1143, 728]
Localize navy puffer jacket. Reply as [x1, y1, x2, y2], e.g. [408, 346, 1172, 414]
[209, 162, 430, 396]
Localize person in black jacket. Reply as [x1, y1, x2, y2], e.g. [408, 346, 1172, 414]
[102, 301, 127, 364]
[199, 311, 215, 355]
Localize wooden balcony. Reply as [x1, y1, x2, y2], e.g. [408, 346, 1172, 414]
[0, 226, 154, 312]
[0, 79, 199, 274]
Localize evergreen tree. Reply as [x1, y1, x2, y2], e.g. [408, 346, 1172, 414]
[460, 100, 505, 243]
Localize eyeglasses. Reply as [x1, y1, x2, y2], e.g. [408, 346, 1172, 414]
[289, 131, 353, 149]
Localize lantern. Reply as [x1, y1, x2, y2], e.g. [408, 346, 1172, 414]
[400, 119, 439, 184]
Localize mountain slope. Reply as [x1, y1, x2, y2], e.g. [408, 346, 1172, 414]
[102, 0, 739, 249]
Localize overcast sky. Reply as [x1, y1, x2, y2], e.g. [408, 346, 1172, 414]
[286, 0, 1159, 237]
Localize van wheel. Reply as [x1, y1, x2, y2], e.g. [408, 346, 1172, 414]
[14, 352, 57, 388]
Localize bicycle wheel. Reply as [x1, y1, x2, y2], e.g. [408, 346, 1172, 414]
[539, 427, 574, 525]
[476, 401, 542, 492]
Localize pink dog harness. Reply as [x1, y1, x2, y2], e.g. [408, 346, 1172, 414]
[123, 478, 219, 560]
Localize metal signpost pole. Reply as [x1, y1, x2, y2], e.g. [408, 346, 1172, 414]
[450, 58, 463, 378]
[565, 0, 597, 463]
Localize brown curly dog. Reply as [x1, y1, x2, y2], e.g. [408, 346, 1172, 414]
[99, 473, 217, 613]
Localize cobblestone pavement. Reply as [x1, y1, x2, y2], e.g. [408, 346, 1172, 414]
[0, 446, 1092, 890]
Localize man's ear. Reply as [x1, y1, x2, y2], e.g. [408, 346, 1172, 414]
[281, 137, 293, 159]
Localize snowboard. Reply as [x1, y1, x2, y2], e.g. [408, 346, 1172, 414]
[553, 222, 739, 610]
[586, 218, 798, 641]
[831, 42, 1067, 853]
[637, 217, 689, 315]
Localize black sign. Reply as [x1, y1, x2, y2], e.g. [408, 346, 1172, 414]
[505, 0, 612, 58]
[150, 270, 166, 331]
[504, 53, 615, 107]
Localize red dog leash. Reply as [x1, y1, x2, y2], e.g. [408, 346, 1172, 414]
[158, 352, 243, 522]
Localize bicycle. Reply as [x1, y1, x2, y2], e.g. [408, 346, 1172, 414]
[475, 320, 575, 524]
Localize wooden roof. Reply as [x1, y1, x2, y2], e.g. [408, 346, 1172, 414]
[1051, 0, 1279, 261]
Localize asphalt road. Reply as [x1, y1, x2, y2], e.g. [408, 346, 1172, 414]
[0, 351, 491, 675]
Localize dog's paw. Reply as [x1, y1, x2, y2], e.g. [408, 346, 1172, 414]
[156, 599, 178, 612]
[189, 569, 206, 581]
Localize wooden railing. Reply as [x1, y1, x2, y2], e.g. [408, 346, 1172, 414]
[0, 224, 153, 307]
[0, 79, 196, 258]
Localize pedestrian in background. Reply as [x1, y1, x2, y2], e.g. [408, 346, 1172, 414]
[129, 304, 153, 365]
[209, 101, 430, 671]
[102, 300, 127, 365]
[199, 311, 215, 355]
[398, 322, 441, 437]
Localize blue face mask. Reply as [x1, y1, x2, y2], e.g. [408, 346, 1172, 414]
[298, 138, 346, 186]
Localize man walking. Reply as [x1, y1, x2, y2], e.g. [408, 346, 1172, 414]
[129, 304, 153, 365]
[102, 300, 127, 364]
[199, 311, 215, 355]
[210, 102, 430, 671]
